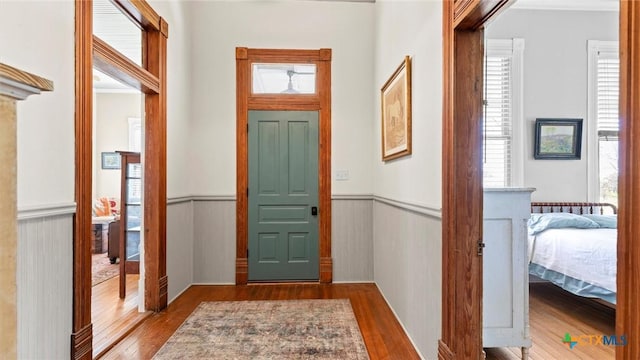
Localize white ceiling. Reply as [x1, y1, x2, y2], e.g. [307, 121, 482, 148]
[511, 0, 618, 11]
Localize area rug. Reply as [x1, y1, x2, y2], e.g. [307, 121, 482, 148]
[153, 299, 370, 359]
[92, 253, 118, 287]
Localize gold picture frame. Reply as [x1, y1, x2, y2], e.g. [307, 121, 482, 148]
[381, 56, 412, 161]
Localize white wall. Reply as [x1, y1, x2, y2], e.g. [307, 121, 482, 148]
[373, 1, 443, 358]
[94, 93, 142, 199]
[149, 0, 193, 199]
[187, 0, 375, 197]
[373, 0, 442, 210]
[486, 9, 618, 201]
[0, 1, 75, 209]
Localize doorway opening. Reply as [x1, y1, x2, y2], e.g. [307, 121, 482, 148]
[73, 0, 169, 358]
[440, 1, 640, 359]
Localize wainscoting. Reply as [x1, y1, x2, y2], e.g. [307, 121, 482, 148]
[332, 196, 373, 282]
[186, 196, 375, 284]
[192, 197, 236, 284]
[373, 199, 442, 359]
[17, 205, 75, 359]
[166, 200, 195, 302]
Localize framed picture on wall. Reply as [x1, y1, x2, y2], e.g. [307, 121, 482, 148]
[101, 152, 121, 169]
[381, 56, 412, 161]
[534, 118, 583, 160]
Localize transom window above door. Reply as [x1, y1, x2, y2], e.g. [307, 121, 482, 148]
[252, 63, 317, 94]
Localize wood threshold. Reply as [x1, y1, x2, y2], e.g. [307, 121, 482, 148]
[101, 283, 420, 360]
[92, 275, 151, 359]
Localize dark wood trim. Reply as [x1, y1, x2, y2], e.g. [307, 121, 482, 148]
[235, 48, 249, 285]
[70, 323, 92, 360]
[455, 0, 514, 30]
[113, 0, 162, 32]
[617, 2, 640, 359]
[440, 1, 511, 359]
[318, 49, 332, 283]
[72, 1, 93, 358]
[143, 20, 169, 312]
[93, 36, 160, 94]
[235, 47, 332, 284]
[73, 0, 168, 357]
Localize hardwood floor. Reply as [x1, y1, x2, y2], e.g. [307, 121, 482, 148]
[485, 283, 616, 360]
[100, 282, 616, 359]
[100, 283, 421, 359]
[92, 274, 152, 358]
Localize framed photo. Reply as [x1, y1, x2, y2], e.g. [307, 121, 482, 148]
[534, 118, 583, 159]
[101, 152, 121, 169]
[381, 56, 412, 161]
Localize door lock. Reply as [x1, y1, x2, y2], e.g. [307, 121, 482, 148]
[311, 206, 318, 216]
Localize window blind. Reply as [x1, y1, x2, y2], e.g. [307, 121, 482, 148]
[596, 55, 619, 139]
[596, 51, 619, 204]
[483, 55, 512, 187]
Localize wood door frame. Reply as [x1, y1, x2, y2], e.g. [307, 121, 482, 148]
[235, 47, 332, 284]
[73, 1, 168, 358]
[440, 1, 640, 359]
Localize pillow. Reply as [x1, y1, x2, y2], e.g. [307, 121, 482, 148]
[528, 213, 600, 235]
[582, 214, 617, 229]
[93, 198, 110, 217]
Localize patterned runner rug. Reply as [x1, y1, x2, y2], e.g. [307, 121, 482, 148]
[153, 299, 370, 359]
[92, 253, 118, 287]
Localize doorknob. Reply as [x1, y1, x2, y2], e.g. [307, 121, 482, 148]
[311, 206, 318, 216]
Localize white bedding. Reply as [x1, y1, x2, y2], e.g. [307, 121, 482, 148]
[528, 228, 617, 292]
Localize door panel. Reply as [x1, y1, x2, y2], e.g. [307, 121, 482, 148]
[248, 110, 319, 281]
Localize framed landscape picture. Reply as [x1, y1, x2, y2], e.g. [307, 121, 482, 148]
[534, 118, 583, 159]
[381, 56, 412, 161]
[101, 152, 121, 169]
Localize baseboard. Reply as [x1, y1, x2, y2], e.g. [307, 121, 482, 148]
[333, 280, 375, 284]
[168, 284, 192, 305]
[374, 283, 426, 360]
[191, 282, 236, 286]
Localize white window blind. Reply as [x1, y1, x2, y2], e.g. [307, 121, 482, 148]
[483, 44, 513, 187]
[596, 51, 619, 204]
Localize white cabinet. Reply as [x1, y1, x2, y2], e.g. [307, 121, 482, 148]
[483, 188, 534, 359]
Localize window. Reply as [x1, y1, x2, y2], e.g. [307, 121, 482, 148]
[588, 41, 619, 206]
[128, 117, 142, 152]
[483, 39, 524, 187]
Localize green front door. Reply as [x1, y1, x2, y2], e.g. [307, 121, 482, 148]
[248, 110, 319, 281]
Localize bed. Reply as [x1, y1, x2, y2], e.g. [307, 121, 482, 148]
[528, 202, 618, 306]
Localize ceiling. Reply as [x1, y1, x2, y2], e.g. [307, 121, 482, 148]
[92, 0, 618, 93]
[511, 0, 618, 11]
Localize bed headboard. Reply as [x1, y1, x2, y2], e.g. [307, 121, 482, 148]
[531, 202, 618, 215]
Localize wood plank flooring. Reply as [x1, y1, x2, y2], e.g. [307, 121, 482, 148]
[485, 283, 615, 360]
[100, 282, 616, 359]
[100, 283, 421, 359]
[92, 274, 152, 358]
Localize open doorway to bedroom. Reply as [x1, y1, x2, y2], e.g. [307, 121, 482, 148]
[441, 1, 640, 359]
[481, 2, 619, 358]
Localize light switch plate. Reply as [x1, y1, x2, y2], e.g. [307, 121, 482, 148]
[335, 170, 349, 181]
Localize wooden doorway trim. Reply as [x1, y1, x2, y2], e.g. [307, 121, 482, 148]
[72, 1, 168, 358]
[235, 48, 332, 284]
[441, 1, 640, 359]
[440, 1, 522, 359]
[617, 2, 640, 359]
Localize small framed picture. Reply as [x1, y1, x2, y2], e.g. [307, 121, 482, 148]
[381, 56, 412, 161]
[101, 152, 121, 169]
[534, 118, 583, 160]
